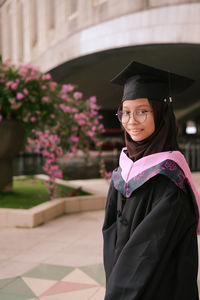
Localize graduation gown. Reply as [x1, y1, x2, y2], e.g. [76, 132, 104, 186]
[103, 149, 199, 300]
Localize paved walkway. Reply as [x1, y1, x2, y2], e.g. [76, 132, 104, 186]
[0, 174, 199, 300]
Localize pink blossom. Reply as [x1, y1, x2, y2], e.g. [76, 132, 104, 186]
[42, 149, 50, 157]
[50, 114, 55, 119]
[73, 91, 83, 100]
[27, 137, 34, 144]
[56, 147, 63, 156]
[35, 110, 40, 114]
[26, 145, 32, 152]
[16, 92, 24, 100]
[9, 98, 16, 104]
[6, 81, 12, 88]
[49, 81, 57, 90]
[30, 117, 36, 122]
[11, 102, 22, 110]
[78, 120, 86, 125]
[59, 104, 70, 113]
[11, 82, 18, 90]
[42, 85, 47, 90]
[54, 170, 62, 179]
[23, 88, 29, 95]
[89, 96, 96, 103]
[70, 135, 79, 143]
[91, 110, 98, 116]
[0, 115, 2, 121]
[105, 172, 112, 179]
[96, 141, 103, 146]
[61, 94, 69, 101]
[42, 96, 49, 102]
[62, 84, 74, 93]
[25, 75, 38, 82]
[42, 73, 51, 80]
[18, 68, 28, 77]
[71, 145, 77, 154]
[87, 131, 94, 137]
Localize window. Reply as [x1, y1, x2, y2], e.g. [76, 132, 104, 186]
[17, 0, 24, 61]
[6, 3, 12, 60]
[30, 0, 38, 47]
[65, 0, 78, 21]
[186, 120, 197, 135]
[46, 0, 55, 30]
[92, 0, 107, 6]
[0, 11, 2, 57]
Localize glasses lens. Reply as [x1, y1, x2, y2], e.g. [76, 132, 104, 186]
[117, 111, 129, 123]
[117, 110, 147, 123]
[135, 110, 146, 123]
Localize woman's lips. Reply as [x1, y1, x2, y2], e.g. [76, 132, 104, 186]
[128, 129, 143, 135]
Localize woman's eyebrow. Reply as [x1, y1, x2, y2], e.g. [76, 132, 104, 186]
[123, 105, 150, 109]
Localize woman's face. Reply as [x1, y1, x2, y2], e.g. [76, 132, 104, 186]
[122, 98, 155, 142]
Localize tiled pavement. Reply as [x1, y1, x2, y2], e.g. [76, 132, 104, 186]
[0, 175, 200, 300]
[0, 263, 105, 299]
[0, 209, 106, 300]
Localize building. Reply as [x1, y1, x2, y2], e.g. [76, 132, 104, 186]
[0, 0, 200, 169]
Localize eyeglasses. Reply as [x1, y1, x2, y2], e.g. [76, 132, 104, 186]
[116, 109, 153, 124]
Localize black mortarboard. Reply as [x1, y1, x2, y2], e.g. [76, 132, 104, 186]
[111, 61, 194, 102]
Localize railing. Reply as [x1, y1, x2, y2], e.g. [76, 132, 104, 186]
[13, 151, 44, 176]
[13, 139, 200, 177]
[179, 138, 200, 172]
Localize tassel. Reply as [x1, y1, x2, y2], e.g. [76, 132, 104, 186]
[167, 97, 179, 150]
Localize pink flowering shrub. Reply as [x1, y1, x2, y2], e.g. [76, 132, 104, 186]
[0, 60, 107, 199]
[0, 60, 58, 137]
[27, 129, 63, 199]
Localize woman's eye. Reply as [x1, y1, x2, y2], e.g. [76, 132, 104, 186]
[137, 109, 147, 115]
[122, 111, 130, 116]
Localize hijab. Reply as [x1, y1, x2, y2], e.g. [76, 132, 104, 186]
[124, 100, 179, 161]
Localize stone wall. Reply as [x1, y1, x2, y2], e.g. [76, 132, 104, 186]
[0, 0, 200, 72]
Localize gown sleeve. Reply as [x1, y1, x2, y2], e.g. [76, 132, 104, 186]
[104, 175, 198, 300]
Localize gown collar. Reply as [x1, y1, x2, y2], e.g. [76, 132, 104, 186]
[116, 148, 200, 234]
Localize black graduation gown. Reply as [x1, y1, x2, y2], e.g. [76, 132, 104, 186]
[103, 174, 199, 300]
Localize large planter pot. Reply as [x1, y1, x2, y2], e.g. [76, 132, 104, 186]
[0, 120, 25, 192]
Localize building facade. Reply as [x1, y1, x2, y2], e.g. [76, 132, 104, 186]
[0, 0, 200, 132]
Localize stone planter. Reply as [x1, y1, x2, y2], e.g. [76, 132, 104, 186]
[0, 120, 25, 192]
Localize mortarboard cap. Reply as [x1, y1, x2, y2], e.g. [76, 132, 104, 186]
[111, 61, 194, 102]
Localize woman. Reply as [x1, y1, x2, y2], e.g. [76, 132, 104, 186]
[103, 61, 200, 300]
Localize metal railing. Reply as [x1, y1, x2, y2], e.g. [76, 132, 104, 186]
[179, 138, 200, 172]
[13, 151, 44, 176]
[13, 139, 200, 176]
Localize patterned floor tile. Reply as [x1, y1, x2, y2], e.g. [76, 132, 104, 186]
[22, 277, 57, 297]
[80, 264, 106, 286]
[23, 264, 74, 281]
[0, 277, 16, 289]
[40, 287, 100, 300]
[88, 287, 106, 299]
[0, 264, 106, 300]
[41, 281, 99, 297]
[0, 277, 35, 298]
[62, 268, 99, 285]
[0, 293, 30, 300]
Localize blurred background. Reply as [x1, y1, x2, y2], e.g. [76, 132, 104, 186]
[1, 0, 200, 177]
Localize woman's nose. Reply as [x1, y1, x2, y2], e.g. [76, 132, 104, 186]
[128, 113, 139, 124]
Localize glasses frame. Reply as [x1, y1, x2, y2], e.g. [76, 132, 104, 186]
[116, 109, 153, 124]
